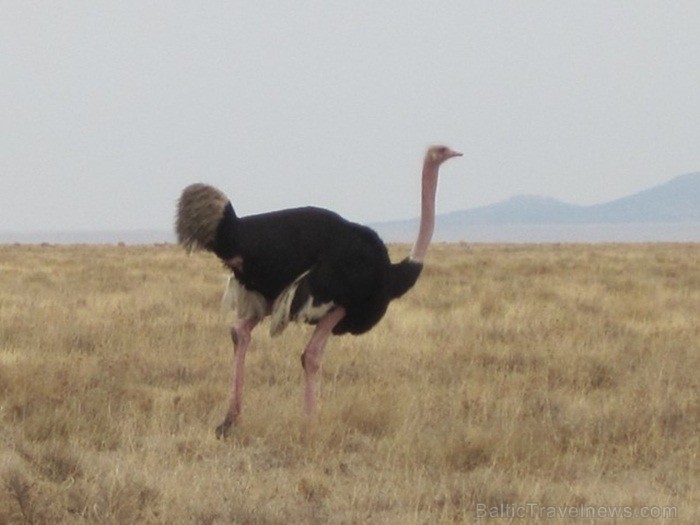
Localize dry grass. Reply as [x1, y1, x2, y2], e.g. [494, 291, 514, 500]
[0, 242, 698, 523]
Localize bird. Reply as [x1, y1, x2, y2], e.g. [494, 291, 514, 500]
[175, 145, 462, 438]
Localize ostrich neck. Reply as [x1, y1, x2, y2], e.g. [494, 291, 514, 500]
[409, 160, 439, 263]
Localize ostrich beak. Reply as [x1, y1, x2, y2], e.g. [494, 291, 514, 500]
[447, 150, 463, 159]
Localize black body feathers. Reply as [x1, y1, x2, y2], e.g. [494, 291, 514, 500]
[209, 200, 422, 335]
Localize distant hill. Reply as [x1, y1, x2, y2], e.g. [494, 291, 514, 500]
[585, 172, 700, 223]
[373, 172, 700, 242]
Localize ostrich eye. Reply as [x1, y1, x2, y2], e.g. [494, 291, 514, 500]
[437, 147, 447, 154]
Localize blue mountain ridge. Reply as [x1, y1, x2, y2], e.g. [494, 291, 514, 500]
[377, 172, 700, 230]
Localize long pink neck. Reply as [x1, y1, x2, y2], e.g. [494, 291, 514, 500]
[410, 158, 439, 263]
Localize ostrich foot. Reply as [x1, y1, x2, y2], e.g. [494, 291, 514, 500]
[215, 414, 234, 439]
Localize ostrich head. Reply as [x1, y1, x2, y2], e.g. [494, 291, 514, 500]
[426, 145, 463, 165]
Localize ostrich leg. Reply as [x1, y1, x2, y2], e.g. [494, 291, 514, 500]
[216, 318, 258, 438]
[300, 307, 346, 418]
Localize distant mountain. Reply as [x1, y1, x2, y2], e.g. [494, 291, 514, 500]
[585, 172, 700, 223]
[373, 172, 700, 241]
[438, 194, 587, 226]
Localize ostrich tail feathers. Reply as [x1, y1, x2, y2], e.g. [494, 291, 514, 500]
[387, 257, 423, 299]
[175, 183, 231, 253]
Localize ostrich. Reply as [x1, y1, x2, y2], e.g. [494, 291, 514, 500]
[176, 145, 462, 437]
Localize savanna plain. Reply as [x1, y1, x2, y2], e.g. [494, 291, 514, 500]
[0, 243, 698, 524]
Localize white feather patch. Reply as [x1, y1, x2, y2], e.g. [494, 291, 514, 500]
[220, 275, 268, 321]
[269, 270, 336, 337]
[269, 270, 309, 337]
[220, 275, 237, 312]
[294, 296, 335, 324]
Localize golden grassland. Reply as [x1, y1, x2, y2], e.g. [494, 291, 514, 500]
[0, 243, 698, 524]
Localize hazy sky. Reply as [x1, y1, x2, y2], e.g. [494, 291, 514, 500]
[2, 2, 699, 232]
